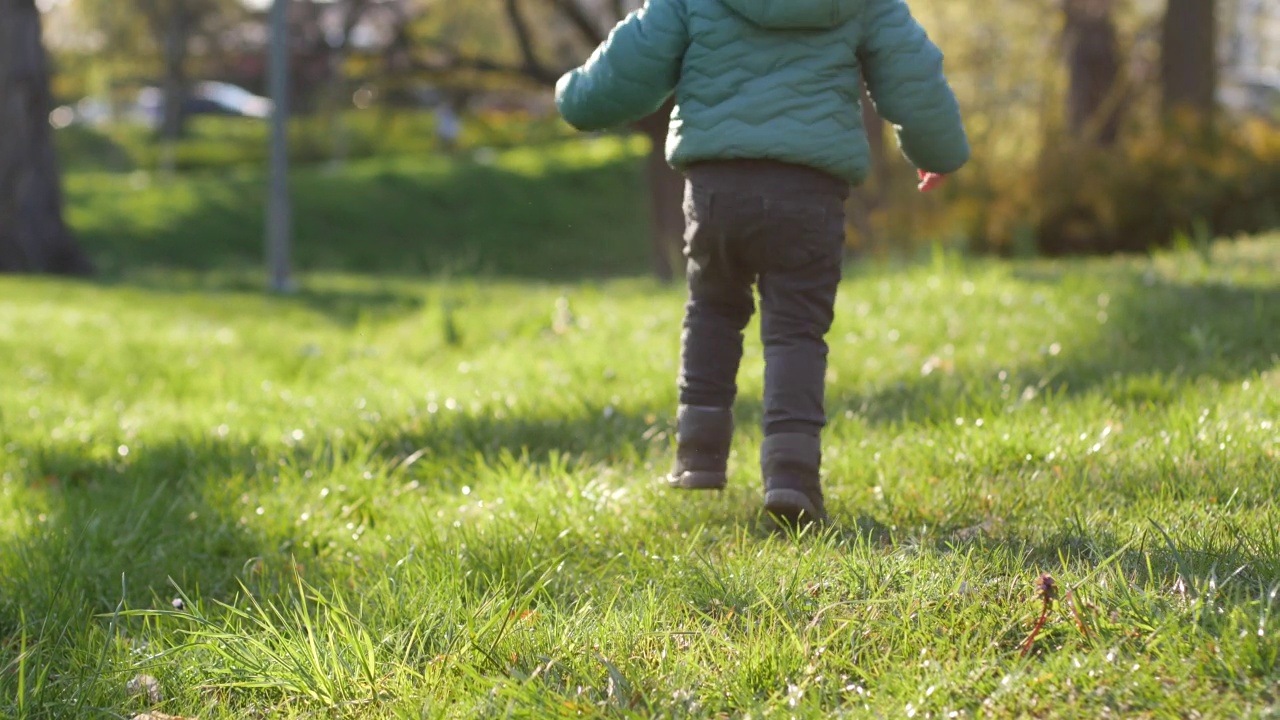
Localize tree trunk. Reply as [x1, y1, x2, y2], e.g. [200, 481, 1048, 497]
[326, 0, 371, 168]
[161, 7, 190, 141]
[489, 0, 683, 280]
[1065, 0, 1123, 145]
[861, 80, 890, 192]
[0, 0, 94, 275]
[634, 99, 683, 283]
[846, 78, 888, 256]
[1161, 0, 1218, 117]
[325, 48, 351, 167]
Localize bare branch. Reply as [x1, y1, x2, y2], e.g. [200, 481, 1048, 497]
[416, 31, 561, 87]
[412, 0, 609, 89]
[451, 54, 558, 85]
[542, 0, 606, 47]
[504, 0, 552, 82]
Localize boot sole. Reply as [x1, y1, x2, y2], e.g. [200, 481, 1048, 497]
[764, 488, 827, 526]
[667, 471, 727, 490]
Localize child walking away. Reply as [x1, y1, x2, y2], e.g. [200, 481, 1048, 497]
[555, 0, 969, 526]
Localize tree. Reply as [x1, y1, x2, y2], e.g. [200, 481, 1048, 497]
[428, 0, 687, 281]
[312, 0, 374, 166]
[0, 0, 93, 275]
[1063, 0, 1123, 145]
[1160, 0, 1217, 118]
[74, 0, 243, 140]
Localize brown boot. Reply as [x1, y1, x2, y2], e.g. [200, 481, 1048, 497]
[761, 433, 827, 525]
[666, 405, 733, 490]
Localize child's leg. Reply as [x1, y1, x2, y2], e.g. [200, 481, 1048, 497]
[758, 259, 841, 437]
[668, 182, 754, 490]
[679, 249, 755, 412]
[756, 197, 846, 524]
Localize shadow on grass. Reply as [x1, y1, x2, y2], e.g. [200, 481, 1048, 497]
[1021, 273, 1279, 393]
[0, 399, 675, 625]
[1, 396, 1273, 714]
[827, 488, 1280, 582]
[6, 258, 1269, 605]
[811, 273, 1280, 429]
[104, 274, 431, 327]
[67, 143, 652, 284]
[0, 439, 298, 621]
[3, 242, 1276, 698]
[12, 447, 1242, 599]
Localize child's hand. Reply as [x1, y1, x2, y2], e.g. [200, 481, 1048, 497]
[917, 170, 947, 192]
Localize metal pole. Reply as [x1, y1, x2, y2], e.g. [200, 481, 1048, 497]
[267, 0, 294, 293]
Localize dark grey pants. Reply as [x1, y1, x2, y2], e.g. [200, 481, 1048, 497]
[678, 159, 849, 438]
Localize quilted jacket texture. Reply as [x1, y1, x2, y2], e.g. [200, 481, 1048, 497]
[555, 0, 970, 185]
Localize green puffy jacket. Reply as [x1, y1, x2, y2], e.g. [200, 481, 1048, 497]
[555, 0, 970, 185]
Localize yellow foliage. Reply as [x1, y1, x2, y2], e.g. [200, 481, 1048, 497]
[898, 116, 1280, 256]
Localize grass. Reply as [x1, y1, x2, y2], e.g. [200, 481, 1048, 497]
[1, 139, 1279, 718]
[62, 134, 651, 281]
[56, 111, 574, 175]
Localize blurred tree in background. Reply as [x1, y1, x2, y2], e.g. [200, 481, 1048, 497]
[9, 0, 1279, 277]
[883, 0, 1278, 258]
[0, 0, 92, 274]
[412, 0, 686, 280]
[73, 0, 246, 140]
[1064, 0, 1123, 146]
[1162, 0, 1217, 118]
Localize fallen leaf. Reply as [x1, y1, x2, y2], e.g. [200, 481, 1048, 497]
[806, 581, 833, 597]
[952, 518, 998, 542]
[126, 674, 162, 704]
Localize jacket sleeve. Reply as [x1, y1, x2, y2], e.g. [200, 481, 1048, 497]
[857, 0, 970, 174]
[555, 0, 688, 132]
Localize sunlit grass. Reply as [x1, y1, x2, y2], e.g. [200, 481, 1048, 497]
[0, 199, 1277, 715]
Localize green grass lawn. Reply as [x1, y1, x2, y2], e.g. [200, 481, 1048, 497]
[1, 142, 1279, 718]
[63, 136, 653, 280]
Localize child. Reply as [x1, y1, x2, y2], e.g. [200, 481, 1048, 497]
[556, 0, 969, 525]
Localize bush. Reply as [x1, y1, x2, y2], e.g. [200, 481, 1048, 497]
[860, 115, 1280, 258]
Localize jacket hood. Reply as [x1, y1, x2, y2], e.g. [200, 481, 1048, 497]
[718, 0, 864, 30]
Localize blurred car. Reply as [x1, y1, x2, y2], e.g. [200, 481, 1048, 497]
[133, 82, 273, 127]
[1220, 71, 1280, 120]
[190, 81, 273, 118]
[57, 82, 273, 129]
